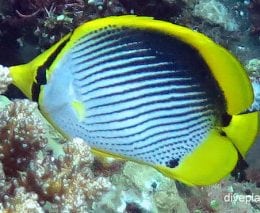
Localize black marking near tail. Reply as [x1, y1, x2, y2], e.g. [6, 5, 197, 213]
[166, 158, 179, 168]
[31, 36, 71, 102]
[31, 82, 41, 102]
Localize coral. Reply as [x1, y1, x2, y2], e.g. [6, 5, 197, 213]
[93, 161, 189, 213]
[246, 58, 260, 77]
[0, 99, 47, 176]
[0, 96, 112, 211]
[245, 58, 260, 112]
[193, 0, 239, 31]
[3, 187, 44, 212]
[24, 138, 111, 212]
[0, 65, 12, 94]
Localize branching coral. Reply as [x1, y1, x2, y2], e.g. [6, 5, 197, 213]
[0, 99, 47, 176]
[22, 138, 112, 212]
[0, 121, 112, 211]
[3, 187, 44, 213]
[0, 84, 111, 211]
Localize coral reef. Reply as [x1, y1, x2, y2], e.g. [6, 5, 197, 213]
[26, 137, 111, 212]
[193, 0, 238, 31]
[2, 187, 44, 213]
[246, 58, 260, 78]
[94, 161, 189, 213]
[0, 99, 47, 176]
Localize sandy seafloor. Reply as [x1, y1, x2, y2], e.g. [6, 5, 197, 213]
[0, 0, 260, 212]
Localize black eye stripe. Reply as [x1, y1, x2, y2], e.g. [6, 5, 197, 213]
[31, 82, 41, 102]
[31, 35, 71, 102]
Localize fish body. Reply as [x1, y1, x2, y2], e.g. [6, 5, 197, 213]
[9, 16, 259, 185]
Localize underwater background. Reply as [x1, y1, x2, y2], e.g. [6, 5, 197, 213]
[0, 0, 260, 212]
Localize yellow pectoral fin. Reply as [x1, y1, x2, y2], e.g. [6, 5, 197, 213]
[223, 112, 260, 157]
[155, 130, 238, 186]
[71, 100, 86, 122]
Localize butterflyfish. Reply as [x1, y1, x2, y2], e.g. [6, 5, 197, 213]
[8, 16, 260, 185]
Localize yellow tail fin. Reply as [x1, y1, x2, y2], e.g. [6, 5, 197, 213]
[223, 112, 260, 157]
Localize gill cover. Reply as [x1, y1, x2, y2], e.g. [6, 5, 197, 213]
[8, 16, 258, 186]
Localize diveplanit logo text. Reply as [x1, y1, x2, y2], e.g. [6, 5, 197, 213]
[224, 193, 260, 204]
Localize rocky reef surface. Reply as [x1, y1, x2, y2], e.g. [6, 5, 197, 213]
[0, 0, 260, 212]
